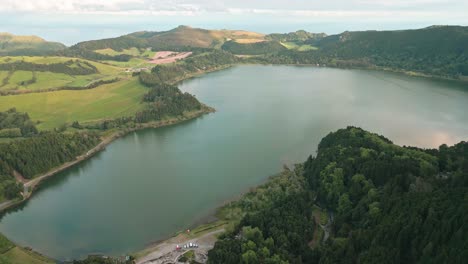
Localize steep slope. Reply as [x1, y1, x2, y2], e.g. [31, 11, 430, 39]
[0, 33, 66, 55]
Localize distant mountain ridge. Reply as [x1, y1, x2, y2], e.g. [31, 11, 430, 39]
[3, 25, 468, 80]
[71, 25, 266, 51]
[0, 32, 66, 55]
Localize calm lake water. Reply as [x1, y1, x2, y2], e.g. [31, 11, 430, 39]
[1, 66, 468, 260]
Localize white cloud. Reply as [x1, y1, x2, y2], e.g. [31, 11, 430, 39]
[1, 0, 467, 16]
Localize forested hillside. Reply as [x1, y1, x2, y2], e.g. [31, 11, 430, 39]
[0, 132, 100, 179]
[254, 26, 468, 79]
[0, 131, 100, 201]
[208, 127, 468, 264]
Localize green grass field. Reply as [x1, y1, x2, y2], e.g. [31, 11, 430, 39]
[0, 247, 54, 264]
[0, 234, 53, 264]
[0, 78, 148, 130]
[0, 56, 126, 92]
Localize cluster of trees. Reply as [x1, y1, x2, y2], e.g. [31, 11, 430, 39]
[139, 50, 238, 86]
[0, 159, 22, 200]
[208, 127, 468, 263]
[209, 167, 316, 263]
[0, 60, 98, 75]
[0, 131, 100, 179]
[0, 108, 38, 137]
[221, 41, 287, 55]
[135, 82, 202, 123]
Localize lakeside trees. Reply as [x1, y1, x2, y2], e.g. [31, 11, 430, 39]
[0, 132, 100, 179]
[208, 127, 468, 263]
[135, 82, 202, 123]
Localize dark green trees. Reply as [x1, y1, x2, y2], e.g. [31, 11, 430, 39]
[0, 108, 38, 137]
[208, 127, 468, 263]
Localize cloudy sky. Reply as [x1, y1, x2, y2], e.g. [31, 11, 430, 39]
[1, 0, 467, 45]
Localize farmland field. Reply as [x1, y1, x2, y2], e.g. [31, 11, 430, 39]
[0, 78, 148, 129]
[0, 56, 126, 92]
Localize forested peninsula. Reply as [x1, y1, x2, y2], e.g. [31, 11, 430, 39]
[208, 127, 468, 264]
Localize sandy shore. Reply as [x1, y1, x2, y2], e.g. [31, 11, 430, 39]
[136, 228, 225, 264]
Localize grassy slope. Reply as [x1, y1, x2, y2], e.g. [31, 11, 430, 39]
[0, 33, 65, 56]
[0, 56, 124, 91]
[0, 247, 54, 264]
[0, 234, 52, 264]
[0, 78, 148, 130]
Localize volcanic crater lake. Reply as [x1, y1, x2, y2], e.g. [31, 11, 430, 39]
[1, 65, 468, 260]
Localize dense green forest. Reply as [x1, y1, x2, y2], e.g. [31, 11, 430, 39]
[221, 41, 287, 55]
[0, 132, 100, 179]
[0, 108, 38, 137]
[208, 127, 468, 263]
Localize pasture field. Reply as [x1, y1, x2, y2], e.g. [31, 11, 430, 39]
[0, 78, 148, 130]
[0, 247, 54, 264]
[0, 56, 126, 92]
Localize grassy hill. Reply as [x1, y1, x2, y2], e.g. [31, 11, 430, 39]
[0, 33, 66, 56]
[0, 78, 147, 130]
[72, 25, 265, 51]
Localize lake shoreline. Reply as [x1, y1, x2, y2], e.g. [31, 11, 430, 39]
[242, 62, 468, 84]
[1, 64, 466, 261]
[0, 107, 215, 215]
